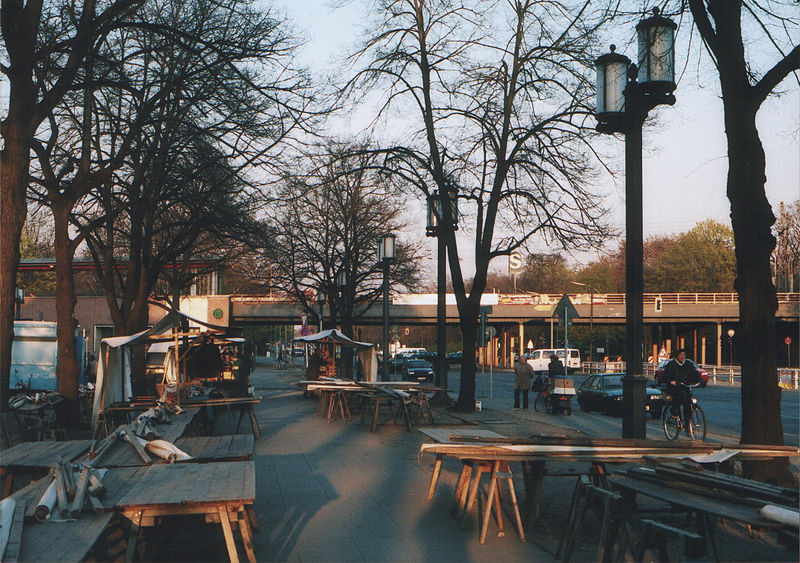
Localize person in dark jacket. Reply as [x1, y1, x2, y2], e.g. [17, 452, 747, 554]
[663, 349, 701, 427]
[513, 355, 534, 410]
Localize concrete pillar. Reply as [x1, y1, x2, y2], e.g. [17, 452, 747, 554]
[519, 322, 524, 361]
[701, 334, 707, 365]
[716, 322, 723, 366]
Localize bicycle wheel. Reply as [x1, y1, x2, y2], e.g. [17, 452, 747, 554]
[688, 405, 707, 441]
[662, 403, 681, 441]
[534, 393, 544, 412]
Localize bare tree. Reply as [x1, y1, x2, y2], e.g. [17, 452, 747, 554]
[0, 0, 143, 413]
[344, 0, 611, 410]
[682, 0, 799, 483]
[263, 142, 423, 335]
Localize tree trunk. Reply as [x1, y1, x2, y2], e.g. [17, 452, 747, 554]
[725, 107, 789, 483]
[456, 303, 479, 412]
[52, 201, 81, 429]
[0, 105, 36, 413]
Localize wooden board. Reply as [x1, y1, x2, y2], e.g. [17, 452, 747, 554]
[117, 461, 255, 509]
[9, 466, 149, 518]
[175, 435, 254, 461]
[0, 440, 92, 469]
[608, 474, 778, 529]
[417, 428, 507, 444]
[17, 511, 114, 562]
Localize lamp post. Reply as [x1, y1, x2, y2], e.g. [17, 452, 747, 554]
[427, 188, 458, 392]
[316, 290, 326, 333]
[727, 328, 735, 366]
[337, 269, 353, 378]
[595, 7, 676, 439]
[570, 282, 597, 364]
[378, 234, 396, 382]
[14, 286, 25, 320]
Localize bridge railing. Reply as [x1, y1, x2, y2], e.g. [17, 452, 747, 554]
[578, 362, 799, 389]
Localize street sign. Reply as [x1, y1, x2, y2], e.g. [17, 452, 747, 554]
[786, 337, 792, 346]
[552, 293, 579, 323]
[508, 251, 523, 274]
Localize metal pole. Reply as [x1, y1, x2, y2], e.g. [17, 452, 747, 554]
[436, 233, 447, 390]
[589, 289, 594, 363]
[622, 77, 646, 440]
[382, 262, 390, 382]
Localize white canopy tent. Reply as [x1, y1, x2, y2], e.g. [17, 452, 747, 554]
[293, 329, 378, 382]
[91, 310, 231, 428]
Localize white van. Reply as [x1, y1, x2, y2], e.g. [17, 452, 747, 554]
[527, 348, 581, 373]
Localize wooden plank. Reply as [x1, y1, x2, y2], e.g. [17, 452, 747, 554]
[17, 511, 113, 562]
[0, 440, 91, 469]
[418, 428, 506, 443]
[3, 499, 25, 563]
[117, 461, 255, 508]
[608, 474, 778, 528]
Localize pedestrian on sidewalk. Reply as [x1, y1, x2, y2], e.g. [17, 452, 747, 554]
[514, 354, 534, 410]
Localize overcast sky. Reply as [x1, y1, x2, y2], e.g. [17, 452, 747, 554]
[275, 0, 798, 277]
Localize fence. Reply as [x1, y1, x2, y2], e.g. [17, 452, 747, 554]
[578, 362, 799, 390]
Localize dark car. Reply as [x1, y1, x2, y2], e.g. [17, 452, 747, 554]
[577, 374, 665, 418]
[445, 351, 462, 363]
[404, 359, 435, 382]
[654, 359, 709, 386]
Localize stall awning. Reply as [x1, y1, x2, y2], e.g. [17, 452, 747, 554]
[293, 329, 373, 350]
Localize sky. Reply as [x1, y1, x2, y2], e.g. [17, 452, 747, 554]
[273, 0, 799, 280]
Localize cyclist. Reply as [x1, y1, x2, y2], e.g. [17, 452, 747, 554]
[663, 349, 702, 430]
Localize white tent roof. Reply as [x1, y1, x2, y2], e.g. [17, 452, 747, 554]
[293, 329, 373, 350]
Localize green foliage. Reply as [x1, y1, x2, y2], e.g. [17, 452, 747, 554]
[17, 218, 56, 296]
[647, 220, 736, 292]
[518, 254, 574, 294]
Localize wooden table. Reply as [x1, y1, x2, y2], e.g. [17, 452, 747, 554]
[1, 440, 92, 498]
[117, 460, 256, 563]
[183, 396, 262, 440]
[6, 466, 149, 561]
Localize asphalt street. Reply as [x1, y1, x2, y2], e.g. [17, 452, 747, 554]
[442, 365, 800, 447]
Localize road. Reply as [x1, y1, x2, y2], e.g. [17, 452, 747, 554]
[444, 366, 800, 447]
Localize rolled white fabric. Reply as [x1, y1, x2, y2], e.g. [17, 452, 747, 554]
[34, 478, 58, 522]
[145, 439, 192, 462]
[760, 504, 799, 527]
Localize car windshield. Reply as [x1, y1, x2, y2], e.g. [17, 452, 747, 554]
[408, 360, 429, 368]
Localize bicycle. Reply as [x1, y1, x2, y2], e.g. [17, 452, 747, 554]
[661, 382, 706, 441]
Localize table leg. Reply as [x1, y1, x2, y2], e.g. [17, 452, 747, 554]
[247, 406, 261, 441]
[480, 460, 501, 543]
[236, 507, 257, 563]
[371, 398, 381, 432]
[501, 463, 525, 542]
[427, 453, 444, 500]
[218, 505, 240, 563]
[400, 400, 413, 432]
[124, 510, 143, 563]
[245, 505, 260, 533]
[463, 463, 489, 528]
[452, 462, 472, 514]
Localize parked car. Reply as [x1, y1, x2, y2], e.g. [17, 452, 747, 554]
[576, 374, 665, 418]
[404, 359, 435, 382]
[445, 351, 462, 363]
[654, 359, 709, 386]
[528, 348, 581, 373]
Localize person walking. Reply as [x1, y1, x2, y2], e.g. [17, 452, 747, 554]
[513, 354, 534, 410]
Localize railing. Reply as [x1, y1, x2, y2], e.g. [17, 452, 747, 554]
[578, 362, 799, 390]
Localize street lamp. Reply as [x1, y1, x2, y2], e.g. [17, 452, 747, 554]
[570, 281, 598, 363]
[727, 328, 735, 366]
[427, 188, 458, 392]
[595, 7, 676, 439]
[14, 286, 25, 320]
[378, 234, 396, 381]
[316, 290, 326, 333]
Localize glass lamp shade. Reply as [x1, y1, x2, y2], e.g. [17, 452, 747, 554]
[317, 291, 326, 305]
[378, 233, 396, 261]
[595, 46, 630, 121]
[427, 190, 440, 233]
[636, 8, 676, 96]
[337, 270, 348, 288]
